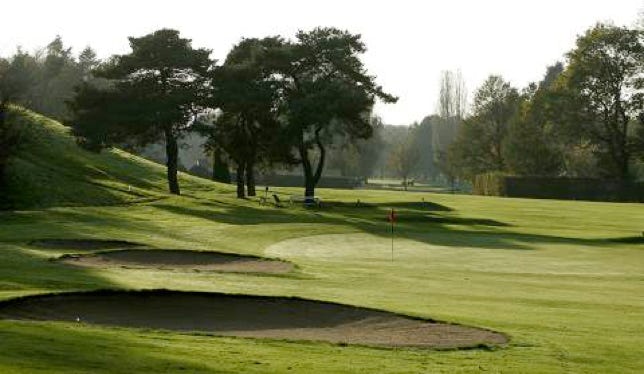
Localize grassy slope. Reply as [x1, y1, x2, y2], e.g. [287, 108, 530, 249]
[2, 108, 219, 209]
[0, 112, 643, 373]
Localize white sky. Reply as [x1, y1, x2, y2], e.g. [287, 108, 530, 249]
[2, 0, 642, 125]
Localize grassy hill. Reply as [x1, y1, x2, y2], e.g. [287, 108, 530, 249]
[2, 108, 221, 210]
[0, 110, 643, 373]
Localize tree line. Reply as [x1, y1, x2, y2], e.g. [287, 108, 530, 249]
[446, 23, 643, 183]
[2, 20, 642, 197]
[69, 28, 396, 198]
[1, 37, 100, 185]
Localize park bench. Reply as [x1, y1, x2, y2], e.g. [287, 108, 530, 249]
[289, 195, 322, 207]
[259, 193, 284, 207]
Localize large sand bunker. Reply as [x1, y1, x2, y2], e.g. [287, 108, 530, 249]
[0, 290, 507, 349]
[58, 249, 293, 273]
[30, 239, 142, 250]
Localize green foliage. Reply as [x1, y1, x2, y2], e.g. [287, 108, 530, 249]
[448, 76, 519, 180]
[69, 29, 215, 195]
[276, 28, 397, 195]
[473, 173, 643, 201]
[326, 116, 386, 178]
[503, 63, 564, 176]
[1, 53, 36, 184]
[0, 51, 36, 107]
[550, 23, 643, 180]
[472, 171, 509, 196]
[0, 37, 99, 121]
[208, 37, 287, 197]
[0, 107, 216, 210]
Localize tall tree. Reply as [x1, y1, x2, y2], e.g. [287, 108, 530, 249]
[70, 29, 214, 194]
[437, 69, 467, 120]
[434, 70, 467, 181]
[211, 37, 285, 198]
[551, 24, 643, 180]
[448, 75, 519, 180]
[277, 28, 397, 198]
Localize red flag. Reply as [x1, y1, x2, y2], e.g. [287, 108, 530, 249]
[387, 209, 397, 223]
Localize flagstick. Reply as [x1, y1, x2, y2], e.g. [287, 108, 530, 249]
[391, 220, 394, 262]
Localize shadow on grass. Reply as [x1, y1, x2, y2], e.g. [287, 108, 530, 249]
[324, 200, 453, 212]
[3, 196, 638, 255]
[0, 207, 163, 244]
[150, 201, 611, 251]
[606, 236, 644, 244]
[0, 246, 117, 292]
[0, 321, 224, 373]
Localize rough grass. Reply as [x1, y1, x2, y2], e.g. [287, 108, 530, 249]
[1, 107, 219, 209]
[0, 112, 643, 373]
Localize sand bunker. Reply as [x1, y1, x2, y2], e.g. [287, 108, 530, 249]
[58, 249, 293, 274]
[30, 239, 142, 250]
[0, 290, 507, 349]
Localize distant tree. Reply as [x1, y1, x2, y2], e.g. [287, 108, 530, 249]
[437, 69, 467, 120]
[276, 28, 397, 198]
[433, 70, 467, 181]
[77, 47, 100, 80]
[448, 75, 519, 180]
[326, 115, 386, 179]
[551, 24, 643, 180]
[409, 116, 436, 179]
[0, 50, 37, 111]
[70, 29, 214, 194]
[388, 128, 420, 190]
[29, 36, 82, 120]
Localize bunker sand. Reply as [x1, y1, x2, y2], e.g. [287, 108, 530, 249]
[0, 290, 508, 349]
[58, 249, 293, 273]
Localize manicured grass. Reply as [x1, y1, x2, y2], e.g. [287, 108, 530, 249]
[0, 112, 643, 372]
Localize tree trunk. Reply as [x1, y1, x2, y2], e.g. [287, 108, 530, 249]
[246, 161, 256, 196]
[236, 162, 245, 198]
[304, 176, 315, 198]
[212, 148, 231, 183]
[0, 161, 5, 191]
[164, 128, 180, 195]
[299, 128, 326, 201]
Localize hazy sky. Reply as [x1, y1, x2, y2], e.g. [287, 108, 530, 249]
[2, 0, 642, 125]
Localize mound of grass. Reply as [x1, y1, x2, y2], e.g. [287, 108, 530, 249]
[1, 107, 224, 210]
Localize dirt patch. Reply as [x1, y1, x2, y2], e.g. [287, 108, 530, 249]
[0, 290, 507, 349]
[58, 249, 293, 274]
[30, 239, 142, 250]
